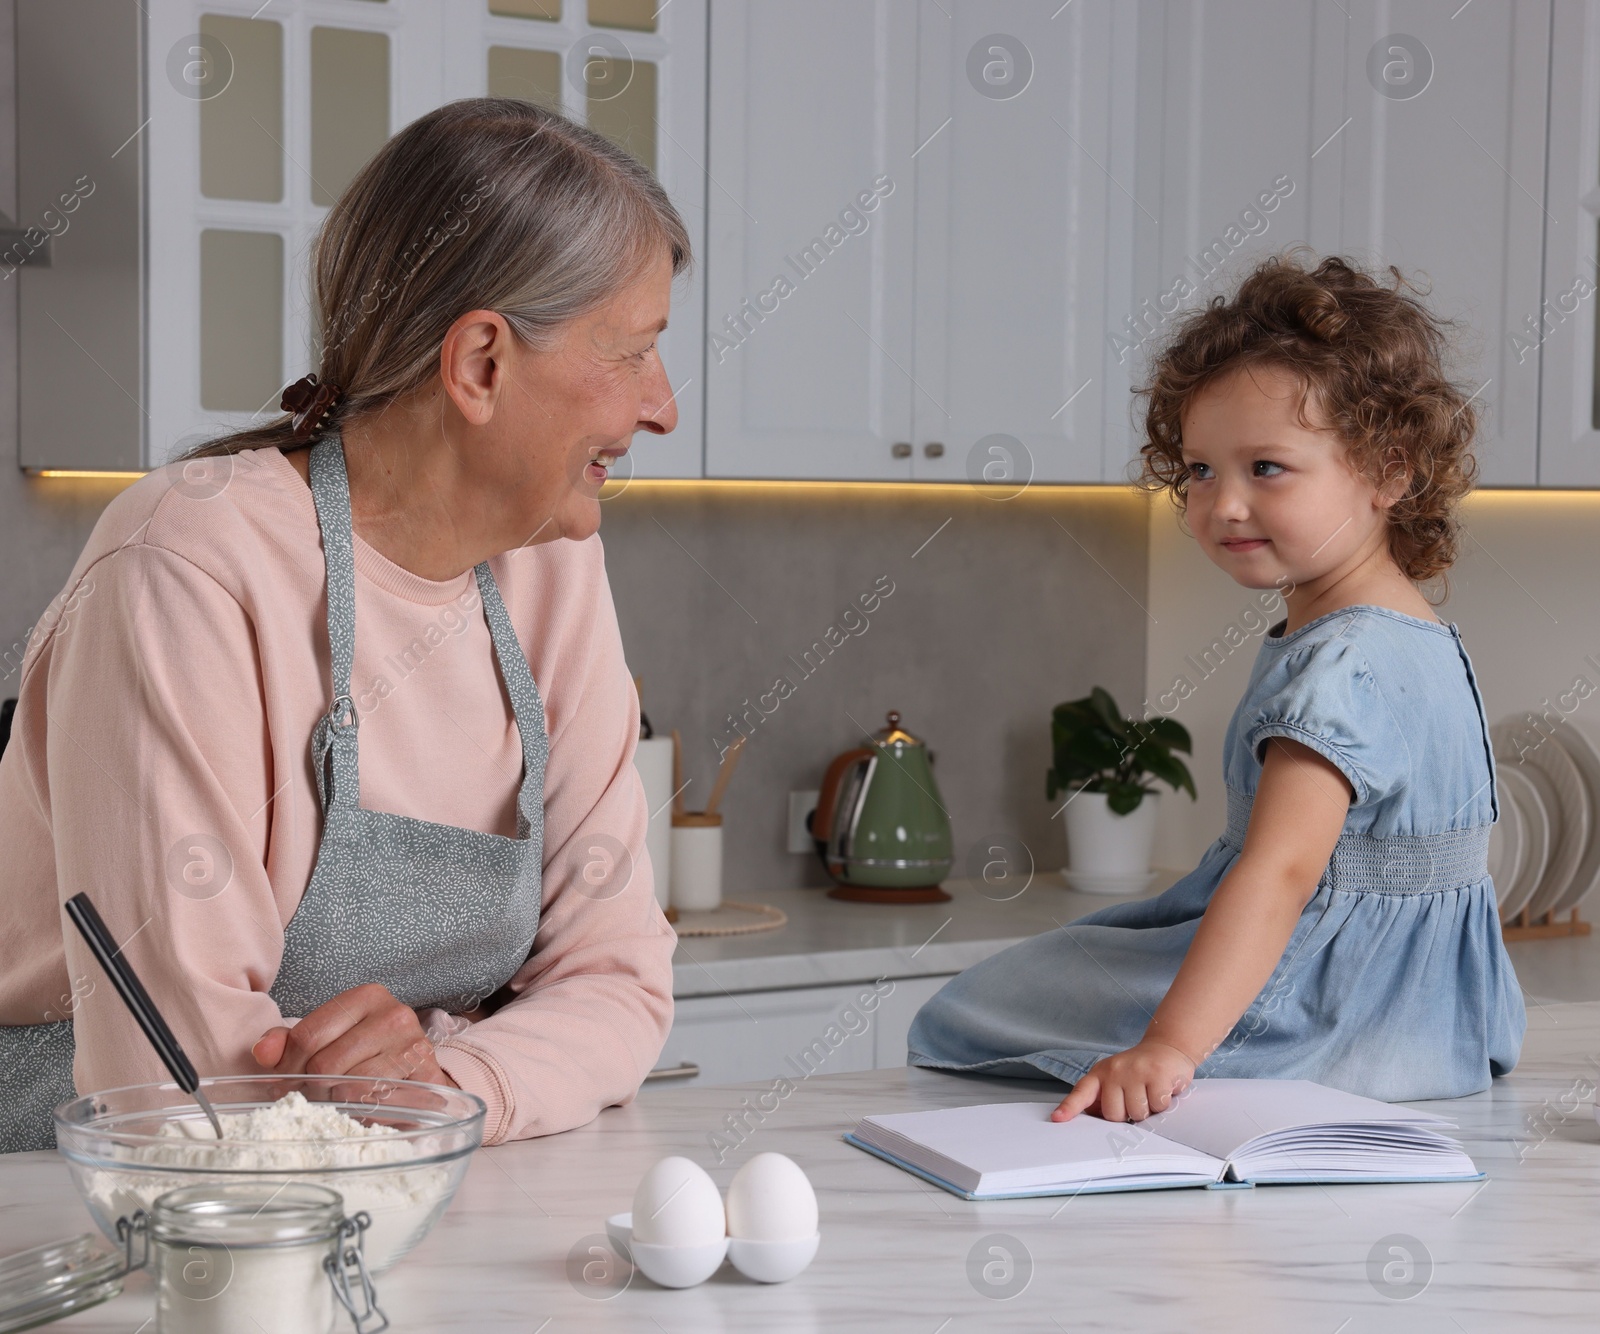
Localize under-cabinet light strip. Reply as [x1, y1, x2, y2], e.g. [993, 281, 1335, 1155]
[25, 470, 1600, 498]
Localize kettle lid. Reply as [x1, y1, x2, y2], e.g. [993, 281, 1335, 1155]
[873, 710, 920, 746]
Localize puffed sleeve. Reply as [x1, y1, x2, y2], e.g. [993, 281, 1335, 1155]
[1243, 633, 1399, 807]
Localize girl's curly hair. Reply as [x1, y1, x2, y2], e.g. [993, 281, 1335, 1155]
[1133, 247, 1479, 596]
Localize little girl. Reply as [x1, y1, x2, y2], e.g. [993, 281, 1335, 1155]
[907, 249, 1527, 1122]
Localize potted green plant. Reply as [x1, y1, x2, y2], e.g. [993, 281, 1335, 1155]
[1047, 686, 1196, 893]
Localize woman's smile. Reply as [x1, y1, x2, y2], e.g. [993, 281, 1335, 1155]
[584, 446, 628, 485]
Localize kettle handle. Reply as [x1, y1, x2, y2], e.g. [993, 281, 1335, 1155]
[811, 748, 875, 846]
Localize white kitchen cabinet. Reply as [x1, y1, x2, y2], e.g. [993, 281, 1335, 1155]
[19, 0, 706, 475]
[1129, 1, 1336, 480]
[703, 0, 920, 481]
[705, 1, 1139, 484]
[1323, 2, 1549, 487]
[909, 2, 1139, 485]
[449, 0, 709, 480]
[1538, 0, 1600, 488]
[1133, 2, 1549, 489]
[644, 973, 956, 1091]
[864, 971, 955, 1070]
[21, 2, 1583, 486]
[1126, 3, 1324, 483]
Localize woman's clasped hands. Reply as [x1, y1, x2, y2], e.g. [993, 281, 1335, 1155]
[1050, 1038, 1197, 1123]
[251, 982, 460, 1088]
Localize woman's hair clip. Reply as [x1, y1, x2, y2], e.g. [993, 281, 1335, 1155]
[280, 373, 345, 442]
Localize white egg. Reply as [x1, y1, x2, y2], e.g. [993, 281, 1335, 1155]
[631, 1156, 726, 1247]
[725, 1152, 818, 1242]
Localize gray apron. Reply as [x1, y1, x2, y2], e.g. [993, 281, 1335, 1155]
[0, 434, 547, 1151]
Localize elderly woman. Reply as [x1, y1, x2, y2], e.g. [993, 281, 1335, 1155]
[0, 100, 681, 1152]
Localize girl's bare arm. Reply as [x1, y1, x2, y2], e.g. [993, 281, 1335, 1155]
[1053, 735, 1353, 1122]
[1144, 735, 1354, 1063]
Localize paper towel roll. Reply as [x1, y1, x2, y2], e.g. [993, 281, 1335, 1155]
[633, 736, 674, 909]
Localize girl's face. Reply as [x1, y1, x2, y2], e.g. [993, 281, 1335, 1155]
[491, 248, 678, 543]
[1178, 363, 1400, 592]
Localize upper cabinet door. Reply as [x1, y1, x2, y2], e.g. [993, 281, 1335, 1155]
[19, 0, 704, 473]
[909, 2, 1138, 485]
[18, 0, 144, 472]
[1328, 2, 1549, 488]
[1539, 0, 1600, 488]
[1128, 2, 1331, 480]
[704, 1, 919, 480]
[140, 2, 432, 469]
[445, 0, 709, 480]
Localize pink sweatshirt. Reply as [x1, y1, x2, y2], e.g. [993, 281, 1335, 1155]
[0, 446, 676, 1144]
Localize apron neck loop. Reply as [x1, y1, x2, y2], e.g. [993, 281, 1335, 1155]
[308, 437, 362, 810]
[473, 564, 549, 840]
[304, 435, 548, 834]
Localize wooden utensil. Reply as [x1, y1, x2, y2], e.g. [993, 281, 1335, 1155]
[671, 728, 686, 816]
[703, 735, 747, 817]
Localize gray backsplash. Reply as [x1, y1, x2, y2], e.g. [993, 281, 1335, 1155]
[0, 469, 1150, 897]
[599, 482, 1150, 895]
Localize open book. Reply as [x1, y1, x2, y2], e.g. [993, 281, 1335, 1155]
[843, 1079, 1483, 1199]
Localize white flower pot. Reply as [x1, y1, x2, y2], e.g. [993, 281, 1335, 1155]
[1063, 789, 1160, 894]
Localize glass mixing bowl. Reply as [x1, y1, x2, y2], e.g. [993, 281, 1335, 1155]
[54, 1075, 485, 1274]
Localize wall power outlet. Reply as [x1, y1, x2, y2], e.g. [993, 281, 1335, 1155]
[787, 790, 820, 854]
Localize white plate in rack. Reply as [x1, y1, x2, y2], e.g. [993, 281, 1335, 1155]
[1496, 763, 1548, 922]
[1487, 767, 1526, 914]
[1492, 719, 1589, 922]
[1548, 717, 1600, 915]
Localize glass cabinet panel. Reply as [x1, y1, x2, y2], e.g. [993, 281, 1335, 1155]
[587, 57, 655, 172]
[489, 0, 561, 19]
[199, 15, 283, 201]
[488, 46, 562, 109]
[589, 0, 658, 32]
[311, 28, 391, 206]
[200, 230, 284, 411]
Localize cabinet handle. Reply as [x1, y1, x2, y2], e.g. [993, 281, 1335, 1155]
[891, 441, 912, 458]
[923, 442, 945, 458]
[644, 1061, 700, 1081]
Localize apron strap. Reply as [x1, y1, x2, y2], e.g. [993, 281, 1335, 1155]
[474, 563, 550, 841]
[308, 437, 361, 810]
[304, 434, 549, 838]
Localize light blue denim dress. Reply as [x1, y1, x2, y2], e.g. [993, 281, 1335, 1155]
[907, 605, 1527, 1102]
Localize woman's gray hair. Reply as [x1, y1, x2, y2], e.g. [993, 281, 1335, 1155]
[187, 98, 691, 457]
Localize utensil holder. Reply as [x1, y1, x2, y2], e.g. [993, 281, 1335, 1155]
[670, 813, 723, 912]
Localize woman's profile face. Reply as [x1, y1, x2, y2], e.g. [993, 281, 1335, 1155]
[489, 246, 677, 544]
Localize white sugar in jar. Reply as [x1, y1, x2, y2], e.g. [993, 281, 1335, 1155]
[148, 1182, 380, 1334]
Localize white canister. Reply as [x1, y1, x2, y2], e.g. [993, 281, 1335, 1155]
[670, 813, 723, 912]
[633, 736, 675, 909]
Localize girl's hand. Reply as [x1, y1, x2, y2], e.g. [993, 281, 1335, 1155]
[1050, 1040, 1195, 1122]
[252, 982, 459, 1088]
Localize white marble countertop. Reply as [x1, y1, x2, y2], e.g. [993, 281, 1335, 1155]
[9, 996, 1600, 1331]
[672, 870, 1188, 997]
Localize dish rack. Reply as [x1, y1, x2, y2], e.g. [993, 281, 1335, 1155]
[1488, 716, 1600, 941]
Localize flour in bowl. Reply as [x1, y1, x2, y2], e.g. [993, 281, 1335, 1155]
[159, 1091, 414, 1167]
[86, 1092, 456, 1272]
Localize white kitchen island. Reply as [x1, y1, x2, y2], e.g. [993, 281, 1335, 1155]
[6, 997, 1599, 1332]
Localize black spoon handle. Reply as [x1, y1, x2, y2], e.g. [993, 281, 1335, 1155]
[64, 891, 200, 1093]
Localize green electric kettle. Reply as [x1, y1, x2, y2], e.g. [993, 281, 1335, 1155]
[809, 710, 954, 903]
